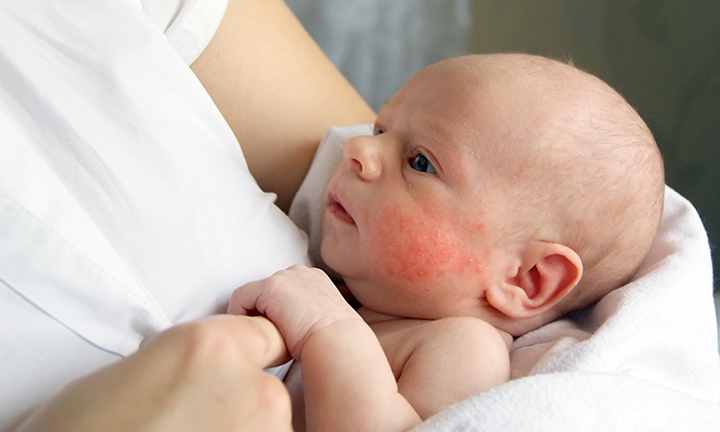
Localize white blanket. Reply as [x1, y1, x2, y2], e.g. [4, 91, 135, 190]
[290, 125, 720, 431]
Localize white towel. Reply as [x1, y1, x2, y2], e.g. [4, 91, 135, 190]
[290, 125, 720, 430]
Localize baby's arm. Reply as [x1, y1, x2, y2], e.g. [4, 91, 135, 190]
[228, 265, 421, 432]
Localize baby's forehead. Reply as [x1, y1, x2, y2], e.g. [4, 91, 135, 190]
[391, 56, 598, 164]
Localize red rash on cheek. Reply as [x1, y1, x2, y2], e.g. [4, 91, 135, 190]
[374, 206, 487, 283]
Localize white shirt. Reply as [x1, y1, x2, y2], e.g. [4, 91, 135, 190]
[0, 1, 310, 429]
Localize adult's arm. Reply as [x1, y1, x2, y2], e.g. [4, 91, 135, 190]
[16, 316, 292, 432]
[191, 0, 376, 211]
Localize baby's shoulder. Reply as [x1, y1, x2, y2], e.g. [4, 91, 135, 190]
[410, 317, 511, 359]
[371, 317, 511, 380]
[372, 316, 511, 417]
[375, 316, 509, 346]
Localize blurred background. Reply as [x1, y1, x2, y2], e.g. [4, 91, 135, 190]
[286, 0, 720, 323]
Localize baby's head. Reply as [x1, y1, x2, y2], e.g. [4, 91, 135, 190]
[320, 53, 664, 336]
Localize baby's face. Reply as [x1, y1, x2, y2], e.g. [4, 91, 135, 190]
[320, 61, 520, 319]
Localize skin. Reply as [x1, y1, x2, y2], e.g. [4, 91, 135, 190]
[191, 0, 375, 211]
[230, 266, 511, 432]
[17, 316, 293, 432]
[372, 206, 488, 283]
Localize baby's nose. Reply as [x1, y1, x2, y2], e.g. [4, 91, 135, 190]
[342, 135, 381, 181]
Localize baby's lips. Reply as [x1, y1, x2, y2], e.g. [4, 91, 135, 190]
[327, 191, 356, 225]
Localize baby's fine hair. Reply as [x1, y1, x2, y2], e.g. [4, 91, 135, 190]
[485, 54, 665, 315]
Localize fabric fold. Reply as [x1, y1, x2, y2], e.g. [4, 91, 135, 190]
[0, 191, 171, 356]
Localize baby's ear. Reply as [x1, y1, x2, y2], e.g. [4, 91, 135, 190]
[486, 242, 583, 319]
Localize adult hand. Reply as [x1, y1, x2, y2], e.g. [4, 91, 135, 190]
[17, 315, 292, 432]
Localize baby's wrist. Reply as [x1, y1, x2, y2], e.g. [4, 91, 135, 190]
[293, 314, 368, 361]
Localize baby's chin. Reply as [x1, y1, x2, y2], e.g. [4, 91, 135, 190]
[317, 241, 345, 282]
[315, 248, 362, 308]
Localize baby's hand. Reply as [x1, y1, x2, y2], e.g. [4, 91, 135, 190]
[227, 265, 360, 359]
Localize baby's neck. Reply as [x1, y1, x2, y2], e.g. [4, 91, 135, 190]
[356, 306, 403, 325]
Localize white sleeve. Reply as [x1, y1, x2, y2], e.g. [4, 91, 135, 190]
[137, 0, 228, 64]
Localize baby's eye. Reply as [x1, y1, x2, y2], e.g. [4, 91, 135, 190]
[373, 125, 385, 135]
[409, 154, 436, 174]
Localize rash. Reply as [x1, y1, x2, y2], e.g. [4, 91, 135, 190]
[375, 206, 487, 283]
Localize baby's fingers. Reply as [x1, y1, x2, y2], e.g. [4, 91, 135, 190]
[228, 268, 306, 319]
[227, 279, 266, 316]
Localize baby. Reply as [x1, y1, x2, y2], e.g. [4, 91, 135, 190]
[228, 53, 665, 431]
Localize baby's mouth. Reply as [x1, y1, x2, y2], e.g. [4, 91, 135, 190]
[328, 194, 356, 225]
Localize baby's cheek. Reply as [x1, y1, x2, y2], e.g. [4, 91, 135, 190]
[373, 207, 487, 283]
